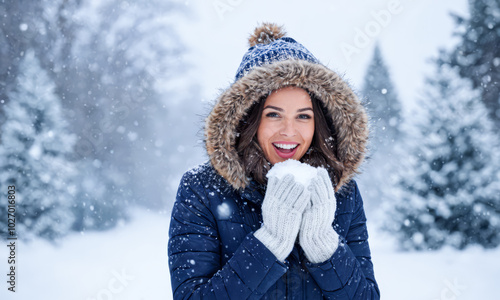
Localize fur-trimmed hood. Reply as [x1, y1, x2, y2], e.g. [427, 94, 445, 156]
[205, 25, 368, 191]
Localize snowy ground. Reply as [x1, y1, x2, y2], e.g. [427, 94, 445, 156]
[1, 208, 499, 300]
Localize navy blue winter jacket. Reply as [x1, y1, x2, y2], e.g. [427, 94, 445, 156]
[168, 162, 380, 299]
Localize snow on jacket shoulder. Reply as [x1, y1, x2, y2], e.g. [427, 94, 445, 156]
[168, 162, 380, 299]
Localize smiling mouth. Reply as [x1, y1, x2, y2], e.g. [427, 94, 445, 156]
[272, 143, 299, 159]
[273, 143, 299, 150]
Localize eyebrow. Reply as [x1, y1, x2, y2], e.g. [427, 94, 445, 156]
[263, 105, 313, 113]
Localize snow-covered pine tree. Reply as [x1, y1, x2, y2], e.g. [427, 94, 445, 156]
[384, 63, 500, 250]
[0, 50, 77, 240]
[444, 0, 500, 128]
[357, 44, 403, 210]
[362, 43, 402, 153]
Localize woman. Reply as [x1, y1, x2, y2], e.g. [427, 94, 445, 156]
[168, 23, 380, 299]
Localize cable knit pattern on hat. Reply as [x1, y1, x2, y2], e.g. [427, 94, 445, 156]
[235, 37, 320, 81]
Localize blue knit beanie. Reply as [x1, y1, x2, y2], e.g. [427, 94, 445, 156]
[234, 24, 320, 81]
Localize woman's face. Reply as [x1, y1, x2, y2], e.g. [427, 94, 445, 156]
[257, 86, 315, 165]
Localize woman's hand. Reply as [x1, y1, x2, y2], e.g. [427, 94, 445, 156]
[299, 168, 339, 263]
[254, 174, 310, 262]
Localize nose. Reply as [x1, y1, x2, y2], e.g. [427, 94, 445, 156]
[279, 118, 296, 137]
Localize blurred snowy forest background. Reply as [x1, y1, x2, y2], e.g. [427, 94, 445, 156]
[0, 0, 204, 238]
[1, 0, 499, 299]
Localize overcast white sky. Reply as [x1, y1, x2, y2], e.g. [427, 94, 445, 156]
[177, 0, 469, 114]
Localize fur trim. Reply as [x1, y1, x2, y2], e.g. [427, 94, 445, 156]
[248, 23, 286, 47]
[205, 60, 368, 191]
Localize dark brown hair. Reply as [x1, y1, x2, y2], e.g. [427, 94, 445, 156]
[236, 89, 344, 189]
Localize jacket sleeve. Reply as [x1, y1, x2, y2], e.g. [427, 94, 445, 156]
[168, 173, 288, 300]
[304, 181, 380, 299]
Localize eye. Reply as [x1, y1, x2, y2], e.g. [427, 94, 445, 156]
[265, 112, 279, 118]
[298, 114, 312, 120]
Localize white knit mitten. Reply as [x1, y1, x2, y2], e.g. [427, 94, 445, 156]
[299, 168, 339, 263]
[254, 174, 310, 262]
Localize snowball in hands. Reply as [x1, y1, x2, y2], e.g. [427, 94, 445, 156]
[266, 159, 318, 187]
[258, 159, 339, 263]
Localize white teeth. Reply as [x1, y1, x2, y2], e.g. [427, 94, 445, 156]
[273, 143, 298, 150]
